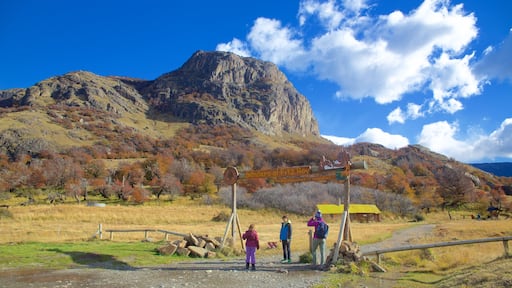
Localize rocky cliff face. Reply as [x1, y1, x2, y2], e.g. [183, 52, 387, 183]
[15, 71, 149, 115]
[143, 51, 319, 136]
[0, 51, 319, 137]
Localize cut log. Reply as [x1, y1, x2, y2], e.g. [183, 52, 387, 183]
[185, 233, 199, 247]
[202, 236, 221, 247]
[176, 247, 190, 257]
[188, 246, 208, 258]
[173, 240, 187, 248]
[205, 242, 216, 251]
[197, 238, 207, 248]
[370, 260, 387, 272]
[158, 243, 178, 256]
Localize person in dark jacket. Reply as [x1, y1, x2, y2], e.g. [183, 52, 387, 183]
[307, 210, 327, 266]
[279, 215, 292, 263]
[242, 224, 260, 270]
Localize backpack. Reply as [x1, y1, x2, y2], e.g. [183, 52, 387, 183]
[315, 221, 329, 239]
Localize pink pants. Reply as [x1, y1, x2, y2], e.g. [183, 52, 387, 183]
[245, 246, 256, 264]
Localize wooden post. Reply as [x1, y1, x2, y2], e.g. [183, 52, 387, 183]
[332, 175, 352, 263]
[503, 240, 510, 257]
[344, 176, 352, 241]
[144, 230, 149, 240]
[221, 167, 242, 249]
[98, 223, 103, 240]
[221, 213, 234, 247]
[236, 212, 245, 250]
[232, 182, 236, 245]
[109, 231, 113, 240]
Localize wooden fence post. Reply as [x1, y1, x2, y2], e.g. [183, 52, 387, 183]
[503, 240, 510, 257]
[98, 223, 103, 240]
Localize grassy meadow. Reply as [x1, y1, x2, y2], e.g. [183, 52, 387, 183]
[0, 196, 511, 277]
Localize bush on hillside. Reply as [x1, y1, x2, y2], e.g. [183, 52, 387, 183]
[219, 182, 418, 216]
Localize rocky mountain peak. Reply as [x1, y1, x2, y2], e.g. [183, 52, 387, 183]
[177, 50, 288, 84]
[146, 51, 319, 136]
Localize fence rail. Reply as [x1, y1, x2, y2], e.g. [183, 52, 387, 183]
[96, 224, 188, 241]
[363, 236, 512, 264]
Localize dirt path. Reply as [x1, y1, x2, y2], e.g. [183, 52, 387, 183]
[0, 224, 436, 288]
[360, 224, 436, 254]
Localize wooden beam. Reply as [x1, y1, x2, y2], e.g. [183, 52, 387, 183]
[240, 166, 312, 179]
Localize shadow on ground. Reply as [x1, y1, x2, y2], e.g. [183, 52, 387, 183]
[47, 248, 135, 270]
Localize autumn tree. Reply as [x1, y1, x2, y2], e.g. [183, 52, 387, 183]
[435, 165, 475, 208]
[152, 172, 182, 200]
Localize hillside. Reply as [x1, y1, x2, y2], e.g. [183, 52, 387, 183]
[0, 51, 511, 213]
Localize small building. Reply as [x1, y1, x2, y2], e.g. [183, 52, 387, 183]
[317, 204, 381, 222]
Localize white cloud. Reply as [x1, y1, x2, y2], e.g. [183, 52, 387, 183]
[218, 0, 482, 115]
[417, 121, 470, 159]
[387, 107, 405, 124]
[323, 127, 409, 149]
[215, 38, 251, 57]
[247, 18, 308, 71]
[321, 135, 355, 146]
[299, 0, 345, 30]
[387, 103, 424, 124]
[418, 119, 512, 162]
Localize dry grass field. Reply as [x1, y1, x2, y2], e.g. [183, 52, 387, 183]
[1, 197, 511, 274]
[0, 198, 410, 252]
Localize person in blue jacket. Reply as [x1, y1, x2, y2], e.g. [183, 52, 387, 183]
[279, 215, 292, 263]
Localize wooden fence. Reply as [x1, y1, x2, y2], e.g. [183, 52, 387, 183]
[362, 236, 512, 264]
[96, 224, 188, 241]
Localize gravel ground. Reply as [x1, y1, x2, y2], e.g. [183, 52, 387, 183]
[0, 257, 325, 288]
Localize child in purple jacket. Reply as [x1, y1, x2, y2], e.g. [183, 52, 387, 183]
[242, 224, 260, 270]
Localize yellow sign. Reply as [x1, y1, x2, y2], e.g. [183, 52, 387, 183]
[242, 166, 311, 179]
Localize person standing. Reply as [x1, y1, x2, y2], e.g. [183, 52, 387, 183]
[307, 210, 329, 267]
[279, 215, 292, 263]
[242, 224, 260, 271]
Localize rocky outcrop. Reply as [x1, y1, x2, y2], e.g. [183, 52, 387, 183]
[15, 71, 149, 115]
[0, 51, 320, 137]
[143, 51, 319, 136]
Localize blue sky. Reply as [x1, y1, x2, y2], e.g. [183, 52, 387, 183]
[1, 0, 511, 163]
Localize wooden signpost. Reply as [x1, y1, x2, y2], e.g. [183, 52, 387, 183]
[221, 150, 367, 255]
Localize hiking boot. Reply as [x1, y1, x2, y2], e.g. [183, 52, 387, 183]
[245, 263, 249, 270]
[280, 259, 288, 263]
[287, 259, 291, 263]
[251, 264, 256, 271]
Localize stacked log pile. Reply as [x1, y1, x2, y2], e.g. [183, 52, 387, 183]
[326, 241, 386, 272]
[158, 233, 222, 258]
[326, 240, 363, 265]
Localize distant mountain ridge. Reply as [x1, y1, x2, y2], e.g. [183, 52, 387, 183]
[471, 162, 512, 177]
[0, 50, 319, 137]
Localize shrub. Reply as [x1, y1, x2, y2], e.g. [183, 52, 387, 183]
[299, 252, 312, 263]
[212, 211, 231, 222]
[219, 182, 418, 216]
[0, 209, 13, 219]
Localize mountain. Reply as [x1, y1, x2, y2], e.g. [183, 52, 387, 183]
[0, 51, 510, 204]
[471, 163, 512, 177]
[0, 51, 318, 138]
[142, 50, 319, 136]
